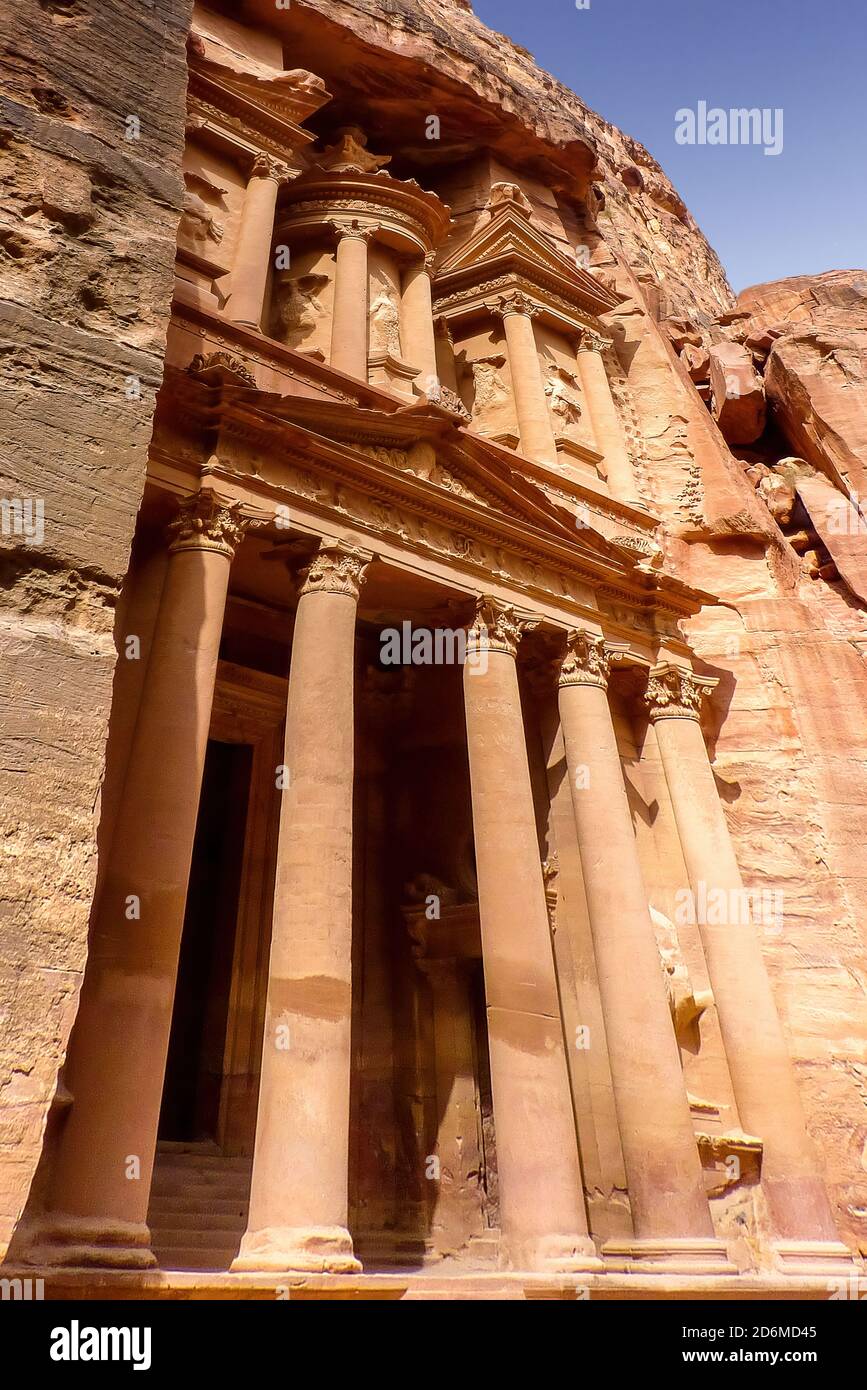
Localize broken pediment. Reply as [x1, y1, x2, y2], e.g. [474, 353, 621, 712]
[188, 20, 330, 126]
[437, 200, 621, 319]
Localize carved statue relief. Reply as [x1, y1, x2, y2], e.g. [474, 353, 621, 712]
[544, 360, 584, 435]
[466, 353, 512, 433]
[369, 286, 402, 357]
[179, 170, 227, 247]
[273, 272, 329, 349]
[650, 906, 713, 1047]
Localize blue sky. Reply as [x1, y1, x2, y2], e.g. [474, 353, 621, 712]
[472, 0, 866, 292]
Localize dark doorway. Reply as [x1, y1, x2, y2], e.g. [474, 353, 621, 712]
[159, 739, 253, 1143]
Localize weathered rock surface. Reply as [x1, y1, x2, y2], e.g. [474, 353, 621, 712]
[0, 0, 193, 1257]
[738, 271, 867, 497]
[708, 341, 766, 445]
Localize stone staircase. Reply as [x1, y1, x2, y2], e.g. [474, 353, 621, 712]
[147, 1142, 252, 1272]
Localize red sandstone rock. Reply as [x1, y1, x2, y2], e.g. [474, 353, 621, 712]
[708, 341, 767, 444]
[738, 272, 867, 497]
[681, 342, 710, 382]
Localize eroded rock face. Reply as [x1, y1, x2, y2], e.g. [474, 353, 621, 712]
[738, 272, 867, 497]
[0, 0, 193, 1257]
[708, 341, 766, 444]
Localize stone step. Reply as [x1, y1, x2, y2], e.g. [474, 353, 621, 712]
[151, 1155, 253, 1173]
[150, 1169, 252, 1194]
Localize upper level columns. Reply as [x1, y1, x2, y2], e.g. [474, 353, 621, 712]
[329, 220, 375, 380]
[229, 154, 289, 332]
[490, 293, 559, 466]
[401, 253, 439, 389]
[234, 539, 371, 1274]
[37, 489, 253, 1267]
[556, 632, 720, 1262]
[462, 598, 597, 1272]
[575, 330, 639, 504]
[646, 664, 850, 1269]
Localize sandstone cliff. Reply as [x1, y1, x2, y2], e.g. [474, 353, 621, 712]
[0, 0, 193, 1256]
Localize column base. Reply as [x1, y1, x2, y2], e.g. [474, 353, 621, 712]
[772, 1239, 860, 1278]
[500, 1233, 602, 1275]
[603, 1237, 736, 1276]
[231, 1225, 362, 1274]
[25, 1215, 156, 1269]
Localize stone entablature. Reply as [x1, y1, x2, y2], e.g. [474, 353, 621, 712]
[277, 165, 451, 262]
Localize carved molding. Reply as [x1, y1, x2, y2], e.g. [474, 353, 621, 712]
[644, 662, 718, 722]
[167, 489, 253, 558]
[298, 538, 373, 600]
[188, 351, 256, 388]
[466, 595, 539, 659]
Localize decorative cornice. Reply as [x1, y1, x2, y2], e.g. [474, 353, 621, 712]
[167, 489, 253, 558]
[558, 629, 627, 689]
[644, 662, 719, 722]
[297, 538, 373, 600]
[466, 595, 539, 659]
[187, 351, 256, 388]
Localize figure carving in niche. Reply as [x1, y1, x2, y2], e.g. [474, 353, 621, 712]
[468, 354, 509, 414]
[274, 273, 329, 349]
[369, 286, 402, 356]
[650, 906, 714, 1047]
[179, 184, 225, 245]
[544, 361, 584, 433]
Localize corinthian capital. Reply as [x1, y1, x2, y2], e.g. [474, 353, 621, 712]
[250, 152, 291, 183]
[466, 596, 539, 659]
[644, 662, 719, 722]
[328, 217, 377, 244]
[558, 629, 626, 689]
[579, 327, 612, 354]
[486, 290, 540, 321]
[298, 538, 373, 601]
[167, 489, 254, 558]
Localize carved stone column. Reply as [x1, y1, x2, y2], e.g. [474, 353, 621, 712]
[401, 253, 438, 389]
[35, 490, 252, 1267]
[646, 663, 852, 1271]
[329, 220, 375, 379]
[575, 329, 638, 503]
[229, 153, 288, 331]
[462, 597, 597, 1272]
[490, 293, 558, 466]
[233, 539, 372, 1274]
[556, 632, 726, 1270]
